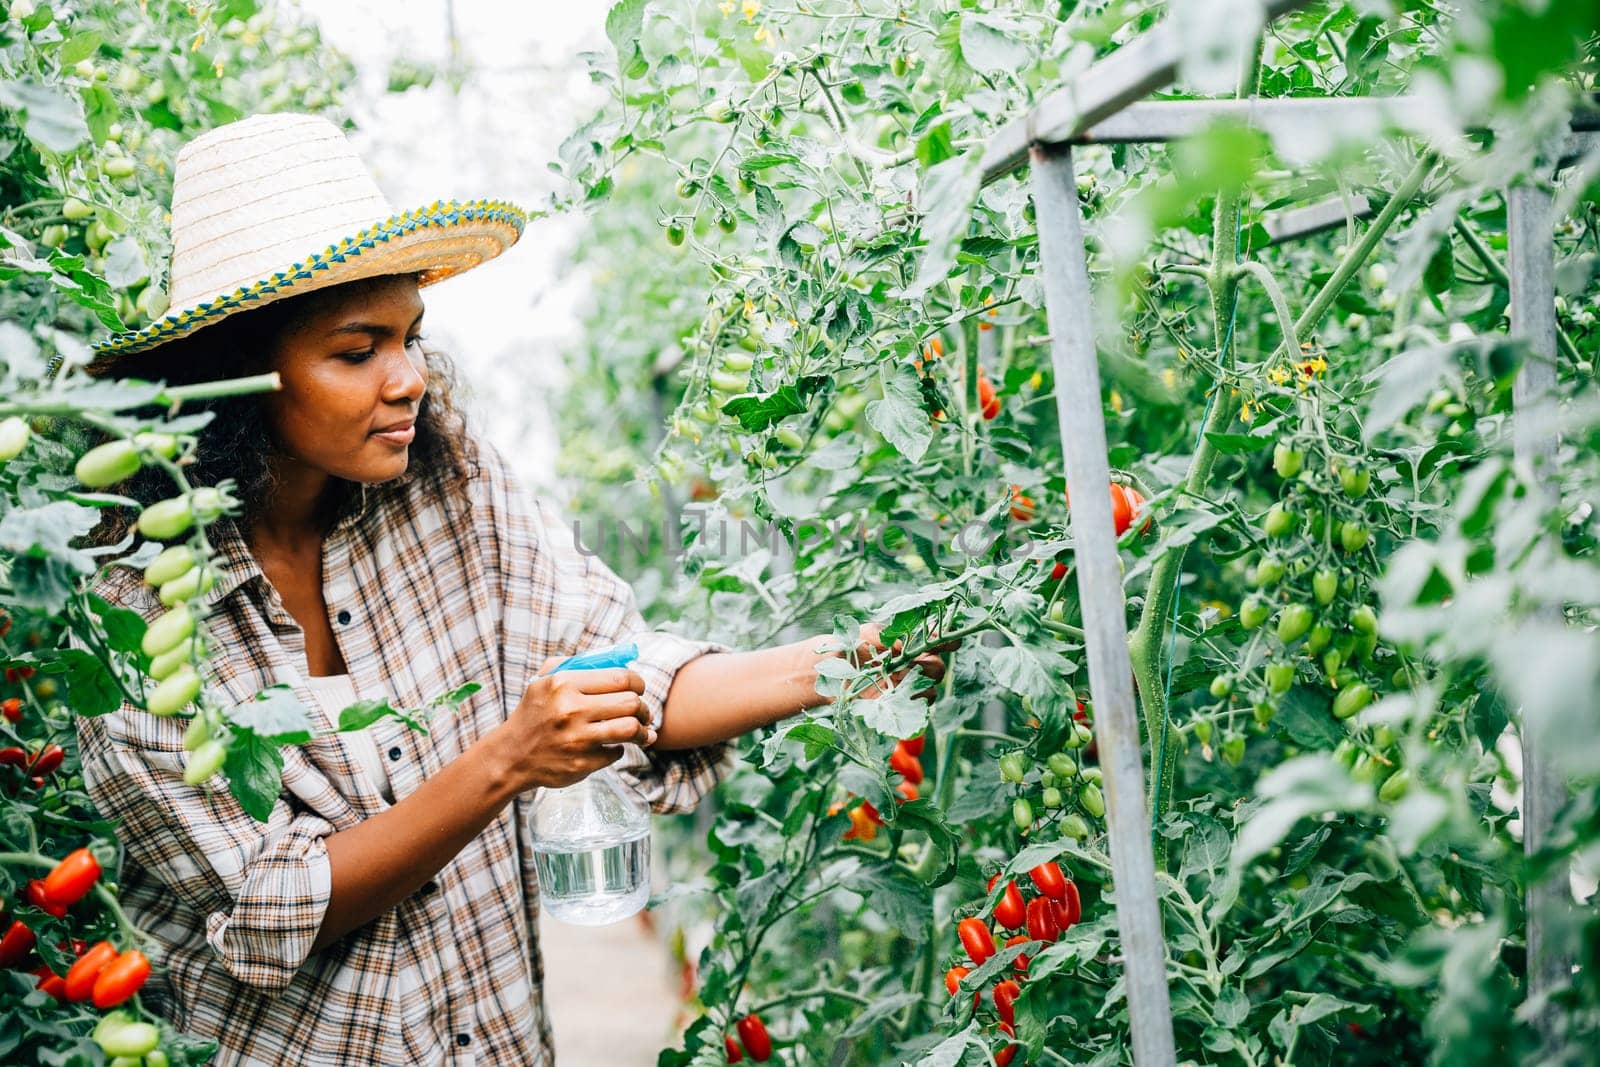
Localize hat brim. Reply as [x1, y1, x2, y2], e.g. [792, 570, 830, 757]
[87, 198, 528, 365]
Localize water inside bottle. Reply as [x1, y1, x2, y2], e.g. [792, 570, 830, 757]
[532, 829, 651, 926]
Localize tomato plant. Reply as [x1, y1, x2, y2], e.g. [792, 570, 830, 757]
[552, 0, 1600, 1063]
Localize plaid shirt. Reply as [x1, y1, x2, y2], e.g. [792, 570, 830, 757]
[77, 442, 734, 1065]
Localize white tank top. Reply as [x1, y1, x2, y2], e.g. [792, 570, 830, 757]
[304, 672, 395, 804]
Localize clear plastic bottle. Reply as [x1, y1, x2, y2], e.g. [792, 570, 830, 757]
[527, 643, 655, 926]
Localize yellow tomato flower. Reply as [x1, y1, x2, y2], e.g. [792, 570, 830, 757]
[742, 0, 761, 18]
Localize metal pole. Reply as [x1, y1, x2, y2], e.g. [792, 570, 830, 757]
[1507, 180, 1570, 1055]
[1030, 142, 1176, 1067]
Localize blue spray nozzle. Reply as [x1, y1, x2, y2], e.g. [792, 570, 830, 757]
[541, 641, 640, 677]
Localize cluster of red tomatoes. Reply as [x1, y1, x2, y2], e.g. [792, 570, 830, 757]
[828, 733, 925, 842]
[1, 848, 151, 1009]
[945, 861, 1083, 1065]
[723, 1012, 771, 1062]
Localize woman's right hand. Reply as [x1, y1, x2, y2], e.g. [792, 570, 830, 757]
[490, 659, 653, 792]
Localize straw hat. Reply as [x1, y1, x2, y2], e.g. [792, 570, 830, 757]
[86, 112, 526, 366]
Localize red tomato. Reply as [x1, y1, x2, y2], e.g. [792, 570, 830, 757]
[735, 1014, 772, 1062]
[994, 979, 1021, 1027]
[1056, 880, 1082, 929]
[41, 848, 101, 908]
[889, 743, 924, 785]
[1005, 934, 1031, 974]
[1028, 862, 1067, 900]
[992, 880, 1026, 931]
[1, 697, 20, 723]
[25, 879, 66, 918]
[843, 804, 879, 842]
[995, 1021, 1020, 1066]
[0, 746, 25, 768]
[29, 743, 64, 776]
[31, 964, 67, 1002]
[978, 375, 1000, 420]
[725, 1034, 743, 1063]
[944, 964, 970, 997]
[91, 949, 151, 1009]
[894, 780, 919, 803]
[1050, 561, 1069, 581]
[900, 733, 925, 758]
[0, 919, 36, 968]
[1026, 896, 1059, 943]
[64, 940, 117, 1002]
[1008, 486, 1035, 522]
[1110, 484, 1134, 535]
[958, 917, 995, 966]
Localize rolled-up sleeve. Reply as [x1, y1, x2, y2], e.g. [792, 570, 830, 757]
[506, 459, 737, 815]
[78, 709, 334, 994]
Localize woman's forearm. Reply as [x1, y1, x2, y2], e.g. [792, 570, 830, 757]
[652, 634, 838, 750]
[309, 727, 522, 953]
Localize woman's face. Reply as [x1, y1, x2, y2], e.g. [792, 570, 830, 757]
[262, 274, 428, 487]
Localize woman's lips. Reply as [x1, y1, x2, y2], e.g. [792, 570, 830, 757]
[372, 421, 416, 446]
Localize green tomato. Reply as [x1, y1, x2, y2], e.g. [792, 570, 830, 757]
[665, 222, 687, 247]
[137, 496, 195, 540]
[1239, 597, 1270, 630]
[716, 212, 738, 234]
[133, 431, 180, 458]
[674, 177, 697, 199]
[1078, 783, 1105, 818]
[773, 427, 805, 451]
[709, 368, 749, 393]
[75, 439, 142, 488]
[104, 156, 136, 179]
[144, 545, 197, 587]
[1351, 753, 1382, 783]
[1350, 605, 1378, 635]
[1265, 661, 1295, 696]
[141, 604, 195, 658]
[148, 639, 199, 682]
[1372, 724, 1397, 750]
[95, 1020, 160, 1058]
[1340, 466, 1372, 498]
[1209, 675, 1233, 699]
[1340, 521, 1370, 553]
[1272, 444, 1304, 479]
[183, 738, 228, 786]
[0, 416, 30, 463]
[1312, 568, 1339, 606]
[1275, 603, 1314, 644]
[182, 713, 211, 752]
[1353, 630, 1378, 662]
[1013, 798, 1035, 831]
[998, 751, 1029, 783]
[39, 224, 68, 248]
[159, 566, 215, 606]
[1253, 701, 1276, 727]
[1323, 648, 1343, 679]
[1040, 770, 1056, 789]
[1047, 600, 1066, 623]
[1193, 718, 1213, 744]
[1041, 786, 1063, 809]
[1060, 813, 1090, 840]
[146, 1052, 172, 1067]
[1305, 623, 1334, 654]
[1220, 736, 1246, 766]
[1253, 557, 1286, 587]
[721, 351, 754, 372]
[1332, 682, 1373, 720]
[1263, 504, 1296, 538]
[1079, 766, 1103, 785]
[1046, 752, 1076, 780]
[62, 196, 94, 221]
[1378, 768, 1410, 802]
[147, 665, 201, 717]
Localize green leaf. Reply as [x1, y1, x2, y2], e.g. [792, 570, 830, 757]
[908, 153, 982, 296]
[59, 32, 104, 66]
[43, 647, 122, 717]
[227, 685, 315, 745]
[605, 0, 647, 70]
[866, 366, 934, 462]
[846, 864, 929, 930]
[959, 13, 1030, 71]
[1203, 430, 1273, 454]
[0, 79, 89, 153]
[336, 698, 395, 733]
[223, 731, 285, 823]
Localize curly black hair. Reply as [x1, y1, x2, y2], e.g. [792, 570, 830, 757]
[88, 274, 478, 545]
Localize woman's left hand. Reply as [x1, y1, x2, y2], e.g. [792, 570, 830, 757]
[849, 621, 961, 702]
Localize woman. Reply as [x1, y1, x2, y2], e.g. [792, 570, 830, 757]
[77, 113, 952, 1064]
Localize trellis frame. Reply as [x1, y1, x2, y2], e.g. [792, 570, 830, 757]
[971, 4, 1586, 1062]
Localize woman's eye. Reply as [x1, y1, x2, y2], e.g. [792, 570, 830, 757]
[406, 334, 426, 350]
[339, 350, 375, 363]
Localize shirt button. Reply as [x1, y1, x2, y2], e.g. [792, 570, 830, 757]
[336, 609, 352, 625]
[455, 1034, 471, 1048]
[387, 746, 402, 762]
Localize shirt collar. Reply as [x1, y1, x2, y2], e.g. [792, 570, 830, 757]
[201, 482, 376, 607]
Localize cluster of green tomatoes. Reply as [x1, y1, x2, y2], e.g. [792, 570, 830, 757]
[73, 433, 232, 787]
[998, 713, 1104, 844]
